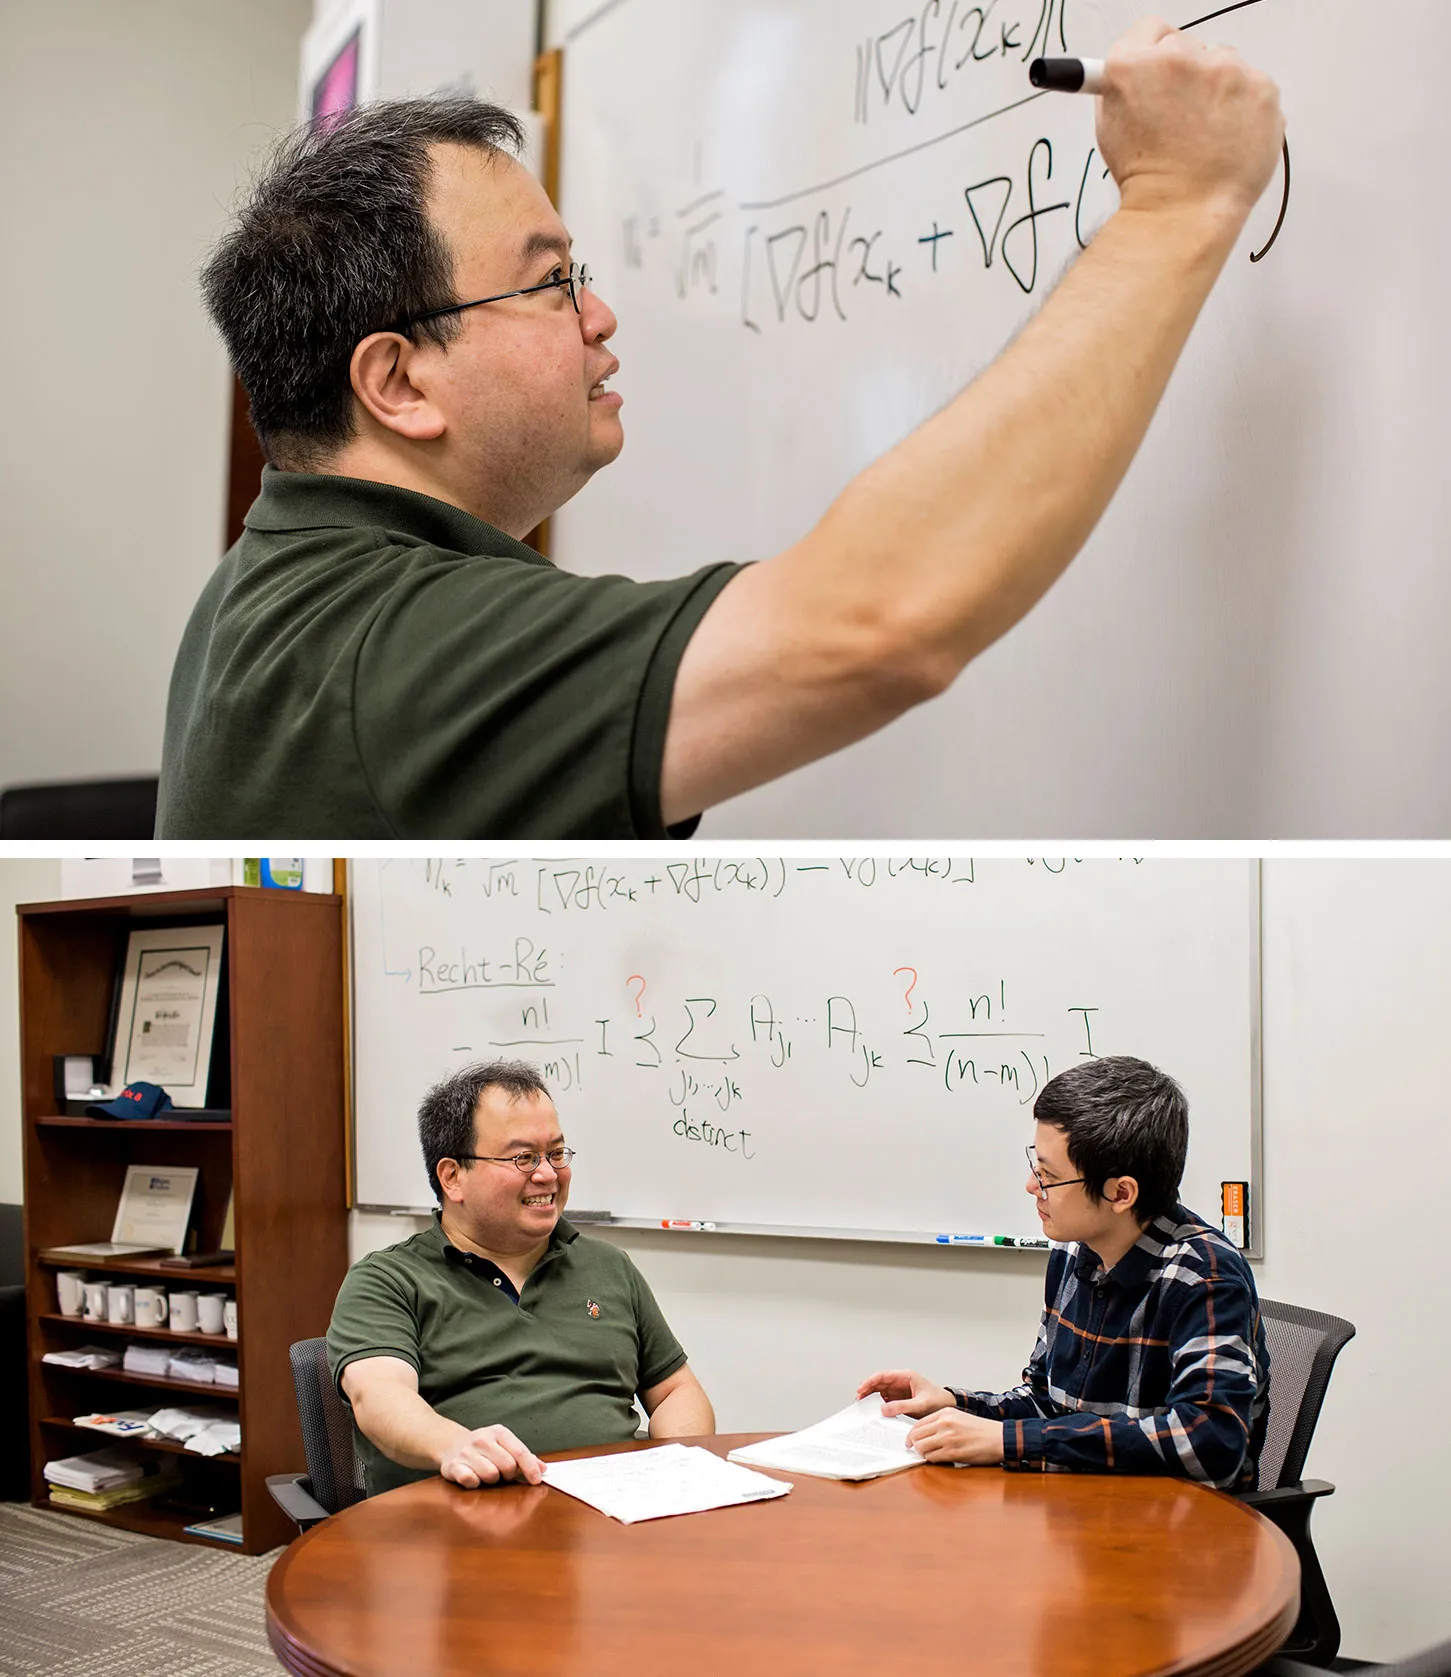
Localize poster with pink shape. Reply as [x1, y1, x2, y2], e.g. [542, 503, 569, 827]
[311, 28, 360, 130]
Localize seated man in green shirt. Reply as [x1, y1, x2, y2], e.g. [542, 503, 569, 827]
[157, 19, 1285, 836]
[328, 1061, 714, 1493]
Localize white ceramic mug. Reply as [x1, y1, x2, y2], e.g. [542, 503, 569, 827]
[56, 1271, 87, 1317]
[83, 1279, 110, 1322]
[169, 1290, 199, 1333]
[223, 1298, 238, 1340]
[197, 1292, 226, 1335]
[106, 1283, 135, 1325]
[134, 1286, 168, 1328]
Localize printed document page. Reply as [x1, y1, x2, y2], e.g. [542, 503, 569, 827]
[541, 1443, 791, 1524]
[727, 1394, 925, 1481]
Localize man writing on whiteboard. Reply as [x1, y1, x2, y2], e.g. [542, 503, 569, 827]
[858, 1057, 1269, 1486]
[158, 18, 1285, 837]
[328, 1062, 713, 1494]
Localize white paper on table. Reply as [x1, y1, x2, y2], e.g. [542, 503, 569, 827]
[541, 1443, 792, 1524]
[726, 1394, 925, 1481]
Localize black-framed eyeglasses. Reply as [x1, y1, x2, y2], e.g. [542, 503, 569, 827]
[402, 262, 592, 329]
[1025, 1145, 1086, 1200]
[452, 1146, 577, 1174]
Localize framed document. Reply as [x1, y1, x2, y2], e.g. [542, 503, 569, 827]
[108, 927, 225, 1108]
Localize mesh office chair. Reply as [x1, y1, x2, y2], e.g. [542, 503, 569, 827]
[266, 1337, 366, 1531]
[1242, 1300, 1357, 1666]
[0, 776, 159, 839]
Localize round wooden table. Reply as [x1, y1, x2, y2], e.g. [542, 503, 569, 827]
[266, 1434, 1299, 1677]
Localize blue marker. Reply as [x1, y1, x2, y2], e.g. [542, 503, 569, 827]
[934, 1233, 991, 1244]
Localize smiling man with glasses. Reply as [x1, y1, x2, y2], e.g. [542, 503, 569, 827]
[859, 1056, 1269, 1489]
[328, 1061, 713, 1496]
[157, 20, 1284, 837]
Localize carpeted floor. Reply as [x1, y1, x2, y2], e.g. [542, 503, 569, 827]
[0, 1503, 286, 1675]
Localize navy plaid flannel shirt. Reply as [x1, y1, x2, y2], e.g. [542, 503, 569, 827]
[951, 1204, 1269, 1490]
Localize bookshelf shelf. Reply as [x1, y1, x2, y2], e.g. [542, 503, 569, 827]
[36, 1116, 234, 1131]
[36, 1495, 240, 1550]
[41, 1416, 240, 1465]
[38, 1312, 236, 1349]
[36, 1255, 238, 1283]
[21, 886, 348, 1555]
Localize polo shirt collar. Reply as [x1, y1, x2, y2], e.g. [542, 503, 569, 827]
[429, 1208, 580, 1264]
[242, 465, 551, 567]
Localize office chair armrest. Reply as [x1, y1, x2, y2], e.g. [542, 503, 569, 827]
[1241, 1478, 1335, 1513]
[266, 1472, 331, 1530]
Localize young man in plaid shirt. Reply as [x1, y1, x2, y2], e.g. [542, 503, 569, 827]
[860, 1057, 1268, 1489]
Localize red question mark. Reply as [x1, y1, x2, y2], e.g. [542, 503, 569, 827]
[893, 966, 918, 1013]
[626, 974, 647, 1018]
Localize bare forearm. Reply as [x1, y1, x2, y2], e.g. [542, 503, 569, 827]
[352, 1382, 468, 1471]
[803, 199, 1243, 683]
[647, 1382, 716, 1438]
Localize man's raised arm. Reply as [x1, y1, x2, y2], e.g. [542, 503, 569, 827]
[660, 17, 1285, 825]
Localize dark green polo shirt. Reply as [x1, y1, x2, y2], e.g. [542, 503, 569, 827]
[326, 1215, 687, 1496]
[156, 468, 740, 837]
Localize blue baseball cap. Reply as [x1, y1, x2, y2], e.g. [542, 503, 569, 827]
[86, 1082, 174, 1120]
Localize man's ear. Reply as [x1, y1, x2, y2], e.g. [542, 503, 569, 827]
[1104, 1174, 1141, 1217]
[349, 331, 447, 441]
[435, 1158, 466, 1205]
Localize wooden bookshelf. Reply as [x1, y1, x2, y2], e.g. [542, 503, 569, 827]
[20, 886, 348, 1554]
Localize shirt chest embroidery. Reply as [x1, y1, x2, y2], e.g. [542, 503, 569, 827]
[586, 1299, 601, 1317]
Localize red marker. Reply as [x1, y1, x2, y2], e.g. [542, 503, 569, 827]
[660, 1219, 716, 1230]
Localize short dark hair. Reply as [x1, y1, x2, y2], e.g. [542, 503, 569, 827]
[1032, 1056, 1188, 1225]
[201, 97, 525, 470]
[418, 1059, 552, 1204]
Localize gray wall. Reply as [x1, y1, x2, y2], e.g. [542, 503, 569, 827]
[0, 0, 313, 789]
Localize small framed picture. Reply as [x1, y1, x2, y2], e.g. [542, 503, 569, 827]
[105, 926, 226, 1108]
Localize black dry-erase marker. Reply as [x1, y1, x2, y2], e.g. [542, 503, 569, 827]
[1029, 57, 1106, 95]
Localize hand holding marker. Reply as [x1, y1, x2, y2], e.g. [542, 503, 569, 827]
[1028, 26, 1291, 263]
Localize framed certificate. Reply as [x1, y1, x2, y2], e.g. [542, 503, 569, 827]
[108, 926, 225, 1108]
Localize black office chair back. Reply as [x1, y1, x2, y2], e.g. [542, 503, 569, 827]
[290, 1336, 366, 1515]
[1256, 1299, 1356, 1491]
[0, 777, 159, 839]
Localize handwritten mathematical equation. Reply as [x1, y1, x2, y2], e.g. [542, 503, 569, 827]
[439, 977, 1103, 1165]
[406, 856, 1139, 918]
[617, 0, 1284, 330]
[851, 0, 1070, 126]
[626, 132, 1116, 334]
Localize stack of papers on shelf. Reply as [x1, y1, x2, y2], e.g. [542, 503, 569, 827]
[72, 1411, 157, 1440]
[168, 1349, 216, 1383]
[727, 1395, 927, 1482]
[48, 1470, 181, 1512]
[44, 1447, 182, 1511]
[212, 1360, 238, 1388]
[42, 1346, 122, 1371]
[183, 1512, 243, 1545]
[45, 1447, 151, 1493]
[541, 1443, 792, 1524]
[124, 1343, 173, 1376]
[148, 1406, 240, 1457]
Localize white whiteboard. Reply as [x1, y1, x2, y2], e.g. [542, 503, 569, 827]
[350, 859, 1261, 1246]
[546, 0, 1451, 837]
